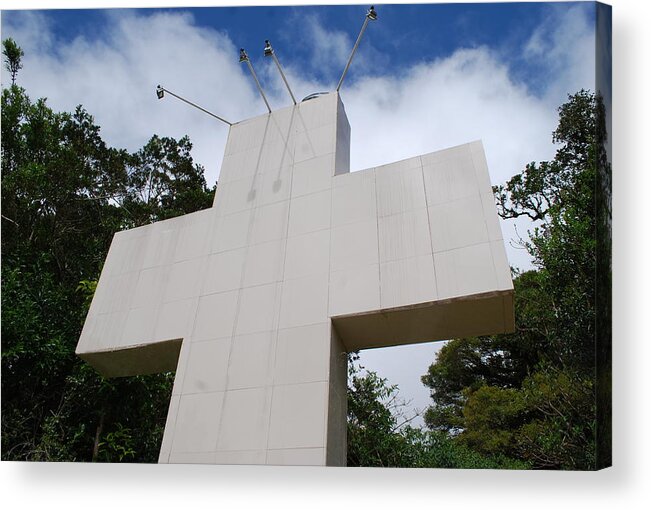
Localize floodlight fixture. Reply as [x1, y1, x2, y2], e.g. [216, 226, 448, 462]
[155, 85, 232, 126]
[263, 39, 297, 105]
[336, 5, 378, 92]
[264, 40, 273, 57]
[239, 47, 272, 113]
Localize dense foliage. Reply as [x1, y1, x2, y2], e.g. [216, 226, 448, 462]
[1, 47, 215, 461]
[347, 357, 529, 469]
[421, 90, 610, 470]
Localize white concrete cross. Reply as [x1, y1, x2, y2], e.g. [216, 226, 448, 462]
[77, 92, 514, 466]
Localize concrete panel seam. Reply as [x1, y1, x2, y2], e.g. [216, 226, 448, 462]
[265, 106, 298, 464]
[419, 155, 440, 297]
[372, 165, 383, 315]
[213, 118, 273, 455]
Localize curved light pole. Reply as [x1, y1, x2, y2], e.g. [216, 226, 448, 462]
[239, 48, 272, 113]
[264, 40, 297, 105]
[155, 85, 232, 126]
[336, 5, 378, 92]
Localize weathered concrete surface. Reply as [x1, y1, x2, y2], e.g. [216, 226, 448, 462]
[76, 92, 513, 466]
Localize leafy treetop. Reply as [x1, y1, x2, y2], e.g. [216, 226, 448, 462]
[2, 37, 24, 86]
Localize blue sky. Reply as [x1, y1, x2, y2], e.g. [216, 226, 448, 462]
[1, 1, 599, 424]
[1, 2, 597, 183]
[4, 3, 592, 94]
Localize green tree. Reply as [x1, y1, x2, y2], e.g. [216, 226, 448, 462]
[347, 357, 529, 469]
[422, 271, 553, 433]
[422, 90, 608, 470]
[1, 40, 215, 462]
[121, 134, 214, 227]
[347, 357, 419, 467]
[2, 37, 24, 85]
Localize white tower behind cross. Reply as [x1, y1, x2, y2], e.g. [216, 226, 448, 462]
[76, 92, 514, 466]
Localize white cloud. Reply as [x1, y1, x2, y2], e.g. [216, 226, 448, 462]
[523, 3, 596, 104]
[301, 14, 351, 80]
[4, 10, 268, 191]
[4, 7, 594, 203]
